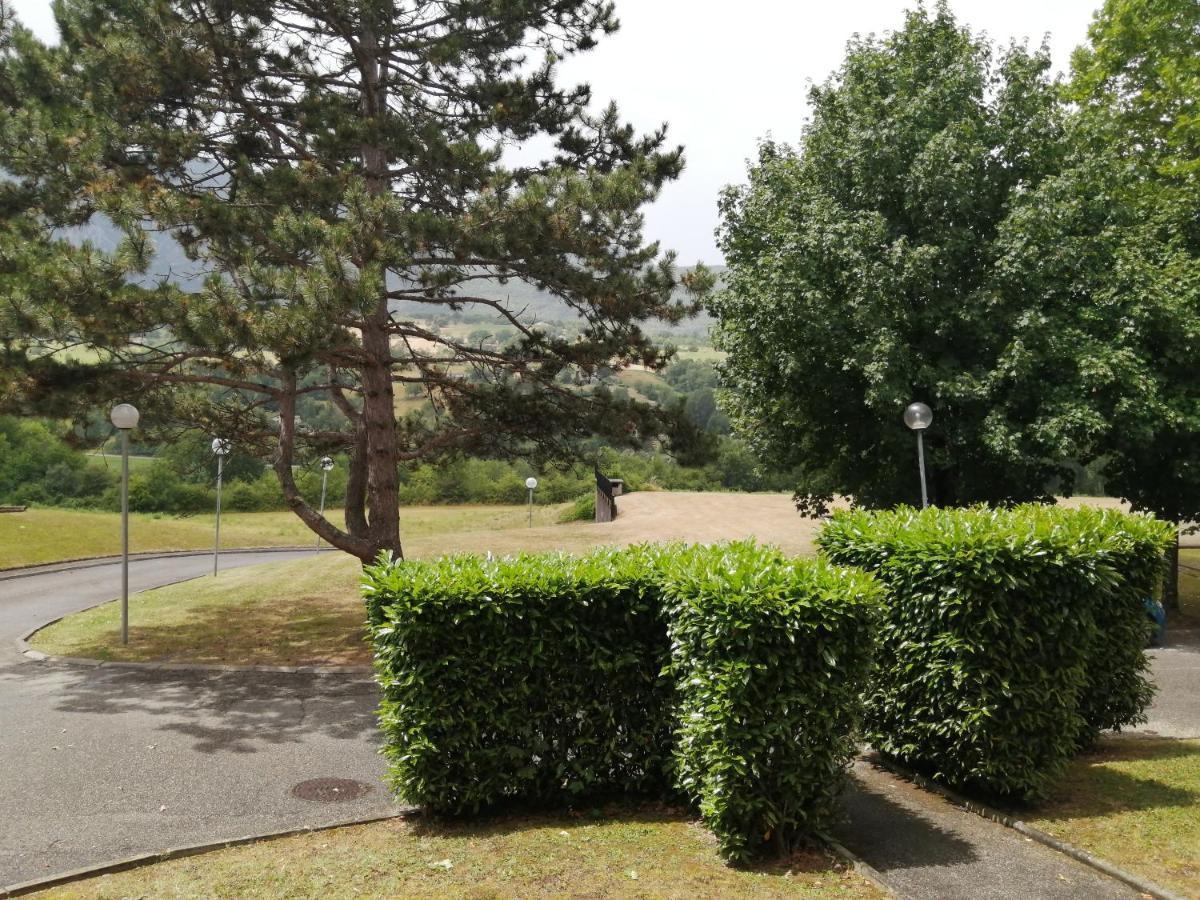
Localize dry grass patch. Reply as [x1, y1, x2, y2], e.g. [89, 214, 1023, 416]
[40, 805, 882, 900]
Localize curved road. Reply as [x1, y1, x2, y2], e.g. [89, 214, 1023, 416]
[0, 551, 396, 889]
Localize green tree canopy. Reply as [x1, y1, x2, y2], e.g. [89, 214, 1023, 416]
[1048, 0, 1200, 522]
[712, 5, 1078, 512]
[0, 0, 710, 561]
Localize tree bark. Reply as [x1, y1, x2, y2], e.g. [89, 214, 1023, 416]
[274, 374, 373, 560]
[344, 421, 371, 541]
[360, 315, 403, 562]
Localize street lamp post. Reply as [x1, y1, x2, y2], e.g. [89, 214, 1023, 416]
[316, 456, 334, 551]
[212, 438, 231, 576]
[903, 402, 933, 509]
[525, 476, 538, 527]
[110, 403, 140, 645]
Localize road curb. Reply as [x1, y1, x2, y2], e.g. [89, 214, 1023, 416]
[866, 752, 1187, 900]
[825, 838, 899, 898]
[0, 546, 312, 581]
[0, 807, 420, 897]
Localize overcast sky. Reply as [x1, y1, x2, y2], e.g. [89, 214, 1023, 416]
[9, 0, 1102, 264]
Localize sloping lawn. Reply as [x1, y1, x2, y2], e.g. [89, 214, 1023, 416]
[1024, 737, 1200, 897]
[28, 492, 823, 666]
[38, 807, 881, 899]
[1, 504, 564, 570]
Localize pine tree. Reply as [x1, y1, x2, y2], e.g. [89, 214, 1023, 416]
[0, 0, 710, 562]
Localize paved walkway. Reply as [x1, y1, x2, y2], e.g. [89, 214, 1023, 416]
[834, 763, 1140, 899]
[1139, 620, 1200, 738]
[0, 553, 396, 888]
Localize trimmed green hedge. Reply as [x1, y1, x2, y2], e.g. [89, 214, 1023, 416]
[364, 542, 880, 862]
[817, 505, 1171, 799]
[365, 547, 676, 816]
[663, 543, 880, 861]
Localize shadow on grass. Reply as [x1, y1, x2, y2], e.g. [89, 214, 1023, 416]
[1029, 737, 1200, 823]
[405, 801, 848, 879]
[34, 592, 371, 668]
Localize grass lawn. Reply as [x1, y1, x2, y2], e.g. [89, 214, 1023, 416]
[1024, 737, 1200, 897]
[26, 492, 815, 665]
[85, 451, 156, 474]
[1175, 548, 1200, 617]
[0, 504, 565, 571]
[40, 805, 881, 899]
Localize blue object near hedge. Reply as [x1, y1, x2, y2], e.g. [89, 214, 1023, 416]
[1144, 597, 1166, 646]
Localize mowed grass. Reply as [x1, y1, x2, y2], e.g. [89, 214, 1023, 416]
[26, 503, 575, 666]
[0, 504, 564, 570]
[1024, 737, 1200, 897]
[40, 806, 881, 900]
[27, 492, 815, 666]
[1175, 548, 1200, 618]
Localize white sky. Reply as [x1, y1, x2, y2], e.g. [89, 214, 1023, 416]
[9, 0, 1100, 264]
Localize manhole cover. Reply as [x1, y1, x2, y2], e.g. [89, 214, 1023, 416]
[290, 778, 372, 802]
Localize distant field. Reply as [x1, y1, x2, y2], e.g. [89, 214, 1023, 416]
[672, 345, 725, 362]
[0, 504, 565, 570]
[85, 451, 156, 473]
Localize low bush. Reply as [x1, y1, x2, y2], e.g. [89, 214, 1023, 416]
[364, 543, 880, 862]
[557, 492, 596, 523]
[662, 543, 880, 861]
[365, 547, 677, 816]
[1059, 508, 1172, 746]
[817, 505, 1172, 799]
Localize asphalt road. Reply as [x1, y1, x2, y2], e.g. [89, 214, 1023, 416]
[0, 552, 397, 889]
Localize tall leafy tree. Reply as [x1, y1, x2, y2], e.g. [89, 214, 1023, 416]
[1058, 0, 1200, 524]
[0, 0, 709, 562]
[712, 5, 1076, 513]
[996, 0, 1200, 603]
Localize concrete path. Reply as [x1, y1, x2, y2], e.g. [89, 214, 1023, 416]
[833, 762, 1141, 900]
[0, 552, 396, 888]
[1139, 620, 1200, 739]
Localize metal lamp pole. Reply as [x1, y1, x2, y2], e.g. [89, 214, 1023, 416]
[903, 402, 933, 509]
[211, 438, 231, 576]
[110, 404, 140, 645]
[525, 477, 538, 528]
[316, 456, 334, 551]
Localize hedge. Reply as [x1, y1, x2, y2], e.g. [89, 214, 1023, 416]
[817, 505, 1171, 799]
[662, 543, 880, 861]
[364, 542, 880, 862]
[365, 547, 677, 815]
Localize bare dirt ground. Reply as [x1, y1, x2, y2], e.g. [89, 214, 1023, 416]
[426, 490, 825, 560]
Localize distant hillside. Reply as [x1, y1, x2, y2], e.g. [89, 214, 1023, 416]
[67, 216, 719, 334]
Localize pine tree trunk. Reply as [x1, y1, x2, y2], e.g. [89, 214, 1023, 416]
[360, 314, 403, 563]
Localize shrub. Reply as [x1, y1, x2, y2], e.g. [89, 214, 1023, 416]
[662, 543, 880, 862]
[365, 547, 677, 816]
[364, 543, 879, 862]
[817, 505, 1172, 799]
[1059, 507, 1172, 746]
[557, 492, 596, 523]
